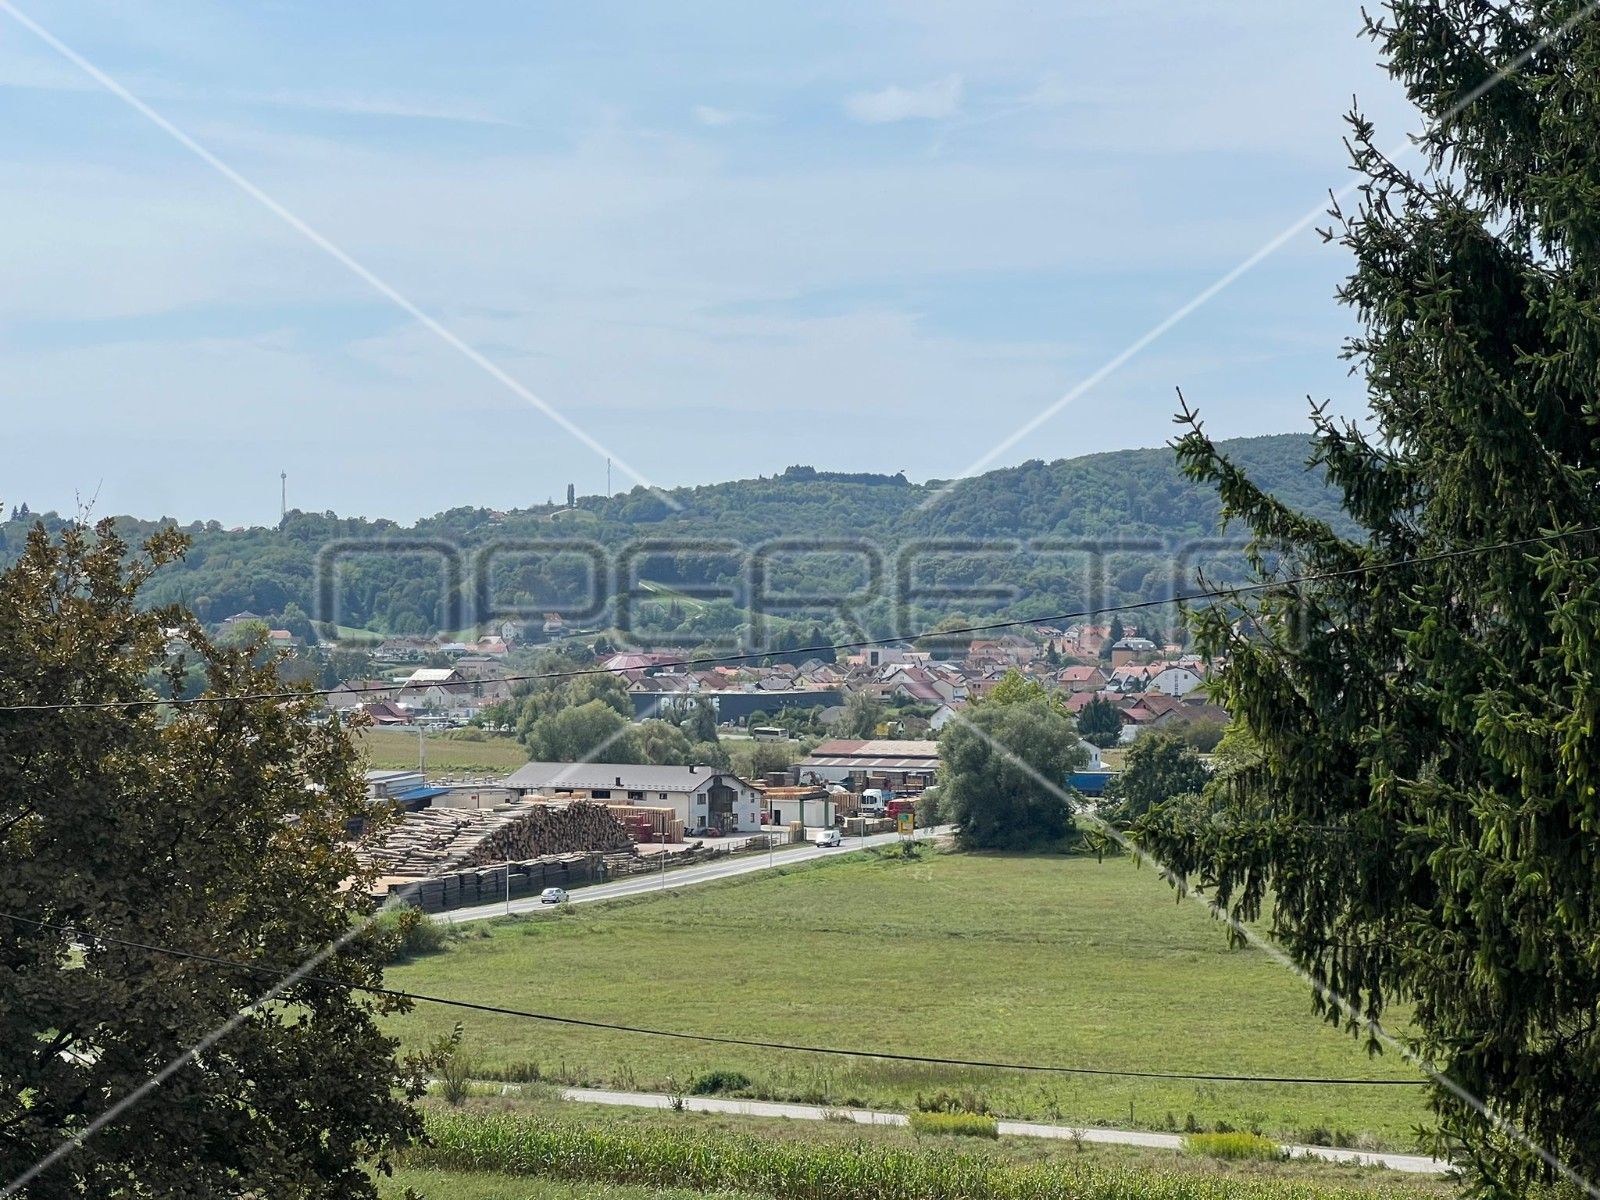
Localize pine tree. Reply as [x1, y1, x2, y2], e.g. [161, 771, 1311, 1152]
[1138, 5, 1600, 1189]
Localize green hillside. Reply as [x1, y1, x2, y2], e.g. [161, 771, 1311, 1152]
[0, 433, 1340, 642]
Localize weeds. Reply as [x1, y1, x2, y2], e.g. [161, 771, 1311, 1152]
[909, 1111, 1000, 1139]
[689, 1070, 754, 1096]
[1183, 1131, 1285, 1162]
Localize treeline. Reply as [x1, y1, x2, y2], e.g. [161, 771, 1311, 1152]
[0, 433, 1342, 638]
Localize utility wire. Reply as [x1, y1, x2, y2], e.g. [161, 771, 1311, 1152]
[1, 523, 1595, 715]
[1, 912, 1423, 1087]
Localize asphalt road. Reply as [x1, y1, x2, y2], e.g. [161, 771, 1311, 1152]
[558, 1087, 1451, 1176]
[443, 825, 952, 924]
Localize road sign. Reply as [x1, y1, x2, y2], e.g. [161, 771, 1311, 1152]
[896, 811, 915, 836]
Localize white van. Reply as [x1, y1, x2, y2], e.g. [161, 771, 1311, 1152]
[814, 828, 842, 848]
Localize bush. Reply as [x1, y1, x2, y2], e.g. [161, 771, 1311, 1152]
[436, 1049, 473, 1106]
[914, 1089, 990, 1115]
[371, 902, 451, 963]
[908, 1111, 1000, 1139]
[1183, 1131, 1284, 1161]
[689, 1070, 753, 1096]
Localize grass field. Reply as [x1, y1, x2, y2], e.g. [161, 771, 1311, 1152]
[384, 849, 1429, 1148]
[358, 728, 529, 775]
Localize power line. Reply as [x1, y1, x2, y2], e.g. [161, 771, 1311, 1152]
[0, 912, 1423, 1087]
[1, 523, 1596, 714]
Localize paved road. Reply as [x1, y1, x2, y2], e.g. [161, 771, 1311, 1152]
[558, 1087, 1451, 1176]
[443, 826, 952, 923]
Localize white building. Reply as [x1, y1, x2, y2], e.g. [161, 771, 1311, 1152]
[1145, 666, 1205, 697]
[500, 761, 761, 833]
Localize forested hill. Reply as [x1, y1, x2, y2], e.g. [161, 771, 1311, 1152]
[1, 433, 1346, 639]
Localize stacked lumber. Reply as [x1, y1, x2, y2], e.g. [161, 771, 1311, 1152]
[360, 800, 632, 880]
[605, 804, 682, 843]
[389, 853, 604, 913]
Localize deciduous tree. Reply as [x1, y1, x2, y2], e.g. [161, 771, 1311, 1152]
[939, 696, 1087, 850]
[0, 521, 429, 1196]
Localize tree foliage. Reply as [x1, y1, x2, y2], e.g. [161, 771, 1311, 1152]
[0, 521, 429, 1195]
[838, 691, 886, 739]
[1135, 6, 1600, 1188]
[1102, 730, 1208, 825]
[939, 694, 1088, 851]
[1075, 695, 1123, 748]
[0, 434, 1345, 642]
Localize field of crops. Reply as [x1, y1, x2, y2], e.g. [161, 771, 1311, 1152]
[405, 1110, 1443, 1200]
[384, 848, 1428, 1145]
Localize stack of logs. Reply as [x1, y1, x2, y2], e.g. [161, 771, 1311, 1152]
[360, 800, 632, 882]
[357, 801, 640, 914]
[459, 801, 633, 866]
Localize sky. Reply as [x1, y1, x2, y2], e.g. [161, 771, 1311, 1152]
[0, 2, 1418, 526]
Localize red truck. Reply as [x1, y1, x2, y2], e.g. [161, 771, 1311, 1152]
[886, 798, 917, 820]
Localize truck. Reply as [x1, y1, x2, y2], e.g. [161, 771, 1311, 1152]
[886, 797, 917, 820]
[859, 788, 890, 817]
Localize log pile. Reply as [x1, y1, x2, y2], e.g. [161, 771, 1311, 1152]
[459, 801, 633, 867]
[360, 800, 632, 881]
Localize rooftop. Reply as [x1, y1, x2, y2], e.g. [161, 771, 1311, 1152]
[502, 761, 747, 792]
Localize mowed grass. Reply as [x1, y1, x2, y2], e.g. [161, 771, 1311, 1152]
[384, 850, 1429, 1147]
[358, 728, 529, 775]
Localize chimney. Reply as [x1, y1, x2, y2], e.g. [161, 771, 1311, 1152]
[689, 763, 698, 774]
[614, 775, 622, 786]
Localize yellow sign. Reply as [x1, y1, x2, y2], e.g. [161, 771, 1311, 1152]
[896, 811, 915, 835]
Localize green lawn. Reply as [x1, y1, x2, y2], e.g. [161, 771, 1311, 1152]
[359, 728, 529, 775]
[384, 849, 1429, 1148]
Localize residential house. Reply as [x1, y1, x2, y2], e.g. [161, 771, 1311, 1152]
[327, 679, 395, 711]
[1110, 637, 1159, 667]
[1144, 664, 1205, 697]
[361, 699, 413, 726]
[397, 667, 473, 712]
[1058, 665, 1108, 693]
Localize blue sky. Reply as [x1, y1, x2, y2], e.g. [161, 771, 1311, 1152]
[0, 2, 1415, 525]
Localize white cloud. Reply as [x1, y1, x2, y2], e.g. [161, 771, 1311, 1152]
[843, 74, 962, 124]
[692, 104, 753, 127]
[234, 88, 522, 128]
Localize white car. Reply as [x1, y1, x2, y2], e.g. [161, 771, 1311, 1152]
[814, 829, 842, 848]
[539, 887, 568, 904]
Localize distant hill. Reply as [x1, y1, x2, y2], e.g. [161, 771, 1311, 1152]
[1, 433, 1343, 643]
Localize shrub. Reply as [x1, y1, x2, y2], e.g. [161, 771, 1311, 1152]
[436, 1049, 473, 1106]
[371, 902, 451, 963]
[915, 1089, 990, 1115]
[908, 1111, 1000, 1139]
[1183, 1131, 1284, 1161]
[689, 1070, 753, 1096]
